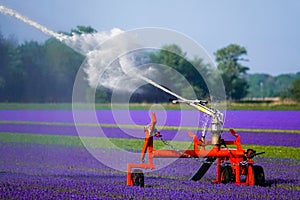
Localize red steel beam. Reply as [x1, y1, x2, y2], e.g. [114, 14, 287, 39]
[151, 149, 245, 158]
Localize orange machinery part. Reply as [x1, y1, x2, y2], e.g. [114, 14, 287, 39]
[127, 113, 256, 186]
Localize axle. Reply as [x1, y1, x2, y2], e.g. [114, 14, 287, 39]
[126, 112, 265, 187]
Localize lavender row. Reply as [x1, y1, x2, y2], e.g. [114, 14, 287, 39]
[0, 123, 144, 138]
[1, 173, 299, 199]
[0, 142, 299, 199]
[1, 123, 299, 147]
[1, 142, 299, 181]
[1, 110, 300, 130]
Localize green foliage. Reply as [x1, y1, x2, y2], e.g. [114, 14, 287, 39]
[43, 38, 84, 101]
[0, 33, 23, 101]
[227, 102, 300, 110]
[289, 79, 300, 102]
[0, 29, 84, 102]
[215, 44, 249, 100]
[1, 26, 298, 103]
[246, 72, 300, 98]
[60, 25, 97, 36]
[71, 25, 97, 35]
[150, 44, 210, 99]
[231, 78, 248, 99]
[95, 87, 112, 103]
[0, 30, 212, 103]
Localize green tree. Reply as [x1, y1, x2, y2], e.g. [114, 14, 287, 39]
[150, 44, 209, 99]
[19, 41, 47, 102]
[246, 73, 300, 98]
[43, 38, 84, 102]
[71, 25, 97, 35]
[0, 32, 24, 102]
[60, 25, 97, 36]
[215, 44, 249, 100]
[289, 79, 300, 102]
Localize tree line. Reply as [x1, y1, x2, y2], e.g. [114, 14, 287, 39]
[1, 27, 299, 103]
[246, 72, 300, 99]
[0, 32, 84, 102]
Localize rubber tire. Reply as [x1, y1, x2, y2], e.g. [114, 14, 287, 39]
[131, 169, 144, 187]
[221, 166, 234, 183]
[253, 165, 265, 186]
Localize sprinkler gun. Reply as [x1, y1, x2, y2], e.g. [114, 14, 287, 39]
[171, 98, 224, 145]
[135, 75, 224, 145]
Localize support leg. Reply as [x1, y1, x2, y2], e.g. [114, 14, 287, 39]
[127, 165, 133, 186]
[246, 164, 255, 186]
[212, 157, 221, 183]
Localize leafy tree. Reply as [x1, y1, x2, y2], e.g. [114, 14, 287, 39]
[246, 73, 300, 98]
[95, 86, 112, 103]
[289, 79, 300, 102]
[19, 41, 47, 102]
[0, 33, 10, 98]
[59, 25, 97, 36]
[43, 38, 84, 102]
[215, 44, 249, 100]
[0, 33, 23, 102]
[231, 78, 248, 99]
[71, 25, 97, 35]
[150, 44, 209, 99]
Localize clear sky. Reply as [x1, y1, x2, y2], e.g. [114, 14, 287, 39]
[0, 0, 299, 75]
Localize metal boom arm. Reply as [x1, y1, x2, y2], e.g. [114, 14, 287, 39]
[137, 74, 221, 118]
[138, 75, 224, 145]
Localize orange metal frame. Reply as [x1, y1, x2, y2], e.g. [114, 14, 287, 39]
[127, 112, 256, 186]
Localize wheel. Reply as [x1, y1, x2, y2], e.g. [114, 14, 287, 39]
[221, 166, 234, 183]
[253, 165, 265, 186]
[131, 169, 144, 187]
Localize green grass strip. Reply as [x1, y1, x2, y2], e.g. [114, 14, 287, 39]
[223, 127, 300, 134]
[1, 120, 300, 134]
[0, 132, 299, 160]
[240, 145, 300, 160]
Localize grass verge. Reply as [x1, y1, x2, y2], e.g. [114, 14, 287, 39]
[0, 132, 299, 160]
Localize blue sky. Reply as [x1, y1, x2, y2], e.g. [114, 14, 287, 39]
[1, 0, 299, 75]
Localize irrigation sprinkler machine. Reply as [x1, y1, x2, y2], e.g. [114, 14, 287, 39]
[126, 96, 266, 187]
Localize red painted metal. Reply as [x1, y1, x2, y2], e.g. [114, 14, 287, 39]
[126, 112, 257, 186]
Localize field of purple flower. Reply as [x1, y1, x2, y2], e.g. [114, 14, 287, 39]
[0, 110, 299, 199]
